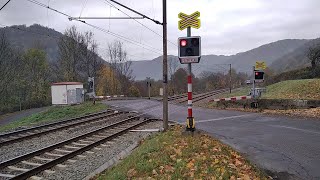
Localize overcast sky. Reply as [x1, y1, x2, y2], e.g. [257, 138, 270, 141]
[1, 0, 320, 61]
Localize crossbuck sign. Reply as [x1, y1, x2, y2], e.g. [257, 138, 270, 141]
[178, 11, 201, 30]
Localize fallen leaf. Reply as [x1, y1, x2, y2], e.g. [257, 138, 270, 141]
[127, 168, 137, 178]
[152, 169, 158, 176]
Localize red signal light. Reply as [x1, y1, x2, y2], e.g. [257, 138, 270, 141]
[255, 72, 259, 76]
[180, 39, 187, 47]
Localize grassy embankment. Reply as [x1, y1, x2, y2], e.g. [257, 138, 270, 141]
[0, 102, 107, 132]
[209, 79, 320, 118]
[216, 79, 320, 100]
[96, 126, 267, 180]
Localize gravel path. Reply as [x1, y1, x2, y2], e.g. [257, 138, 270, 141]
[38, 120, 163, 180]
[0, 113, 135, 162]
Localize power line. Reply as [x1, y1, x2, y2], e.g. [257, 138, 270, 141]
[79, 0, 88, 18]
[104, 0, 177, 47]
[0, 0, 12, 11]
[25, 0, 162, 55]
[109, 0, 162, 25]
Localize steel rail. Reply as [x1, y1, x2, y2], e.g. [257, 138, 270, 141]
[10, 119, 152, 180]
[0, 110, 124, 146]
[177, 89, 228, 103]
[0, 116, 153, 179]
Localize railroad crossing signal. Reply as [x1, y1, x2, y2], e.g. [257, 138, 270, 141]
[178, 11, 201, 31]
[254, 70, 265, 80]
[255, 61, 266, 70]
[178, 36, 201, 64]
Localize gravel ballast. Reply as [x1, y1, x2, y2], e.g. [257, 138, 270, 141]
[37, 120, 163, 180]
[0, 113, 137, 162]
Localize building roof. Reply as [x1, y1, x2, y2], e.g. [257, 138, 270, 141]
[51, 82, 83, 86]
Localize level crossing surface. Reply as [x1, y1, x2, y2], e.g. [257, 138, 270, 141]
[103, 99, 320, 180]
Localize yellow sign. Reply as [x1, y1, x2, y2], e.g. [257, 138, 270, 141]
[255, 61, 267, 70]
[178, 11, 201, 30]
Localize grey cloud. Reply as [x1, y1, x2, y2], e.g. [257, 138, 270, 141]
[1, 0, 320, 61]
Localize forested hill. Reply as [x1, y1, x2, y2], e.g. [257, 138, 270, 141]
[1, 24, 62, 62]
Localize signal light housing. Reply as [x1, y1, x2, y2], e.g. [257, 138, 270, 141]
[178, 36, 201, 59]
[254, 70, 265, 80]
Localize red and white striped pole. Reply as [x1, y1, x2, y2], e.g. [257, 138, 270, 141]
[187, 74, 192, 117]
[186, 27, 195, 131]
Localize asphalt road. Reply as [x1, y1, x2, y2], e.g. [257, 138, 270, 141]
[103, 99, 320, 180]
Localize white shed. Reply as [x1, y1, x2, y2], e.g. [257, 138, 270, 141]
[51, 82, 84, 105]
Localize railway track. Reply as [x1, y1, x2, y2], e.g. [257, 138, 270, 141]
[177, 89, 228, 104]
[0, 115, 155, 180]
[0, 109, 125, 146]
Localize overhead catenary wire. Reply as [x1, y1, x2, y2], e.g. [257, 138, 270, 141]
[25, 0, 162, 55]
[104, 0, 177, 47]
[0, 0, 12, 11]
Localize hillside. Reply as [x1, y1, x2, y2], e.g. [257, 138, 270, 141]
[0, 24, 105, 63]
[262, 79, 320, 100]
[131, 39, 309, 80]
[216, 79, 320, 100]
[1, 24, 315, 80]
[228, 39, 309, 71]
[1, 24, 62, 62]
[270, 38, 320, 73]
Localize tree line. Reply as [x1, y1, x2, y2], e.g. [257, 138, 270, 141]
[0, 26, 134, 114]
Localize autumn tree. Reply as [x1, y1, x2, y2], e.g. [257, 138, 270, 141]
[96, 64, 120, 96]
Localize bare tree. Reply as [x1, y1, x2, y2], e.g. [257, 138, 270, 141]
[168, 57, 179, 95]
[107, 41, 133, 95]
[58, 26, 101, 83]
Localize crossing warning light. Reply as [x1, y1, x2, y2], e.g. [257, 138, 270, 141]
[254, 71, 265, 80]
[178, 36, 201, 58]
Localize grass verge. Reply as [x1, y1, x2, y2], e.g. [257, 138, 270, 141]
[0, 102, 108, 132]
[215, 79, 320, 100]
[96, 125, 268, 180]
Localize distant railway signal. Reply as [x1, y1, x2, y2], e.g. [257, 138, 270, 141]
[254, 71, 264, 80]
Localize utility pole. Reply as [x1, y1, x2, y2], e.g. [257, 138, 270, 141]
[162, 0, 169, 131]
[229, 64, 232, 93]
[252, 66, 255, 99]
[147, 77, 151, 99]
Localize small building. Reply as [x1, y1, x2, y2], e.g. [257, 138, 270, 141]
[51, 82, 84, 105]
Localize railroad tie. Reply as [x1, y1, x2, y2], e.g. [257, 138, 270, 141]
[30, 176, 43, 180]
[8, 166, 30, 172]
[22, 160, 43, 166]
[0, 173, 15, 178]
[44, 170, 55, 174]
[72, 142, 89, 146]
[100, 144, 110, 147]
[64, 145, 81, 149]
[34, 156, 54, 161]
[93, 135, 108, 138]
[45, 152, 64, 157]
[77, 155, 86, 158]
[86, 151, 95, 154]
[79, 139, 94, 143]
[67, 159, 77, 163]
[54, 149, 73, 153]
